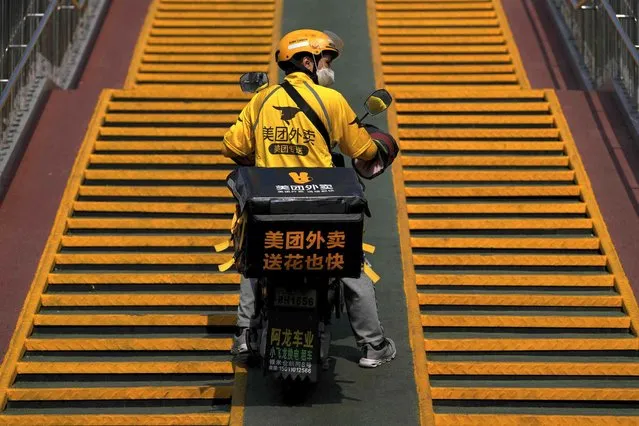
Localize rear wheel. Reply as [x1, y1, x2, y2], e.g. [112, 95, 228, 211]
[280, 376, 315, 405]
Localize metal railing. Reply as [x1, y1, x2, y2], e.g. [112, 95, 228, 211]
[551, 0, 639, 110]
[0, 0, 87, 139]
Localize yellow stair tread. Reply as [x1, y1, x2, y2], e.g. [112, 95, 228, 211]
[72, 202, 235, 214]
[160, 0, 274, 3]
[410, 237, 599, 249]
[382, 54, 511, 64]
[55, 253, 232, 264]
[403, 170, 574, 181]
[376, 3, 495, 11]
[135, 73, 256, 83]
[78, 186, 232, 197]
[158, 3, 274, 11]
[434, 414, 639, 426]
[40, 294, 240, 307]
[421, 314, 630, 328]
[408, 218, 592, 229]
[25, 338, 232, 351]
[386, 66, 517, 78]
[144, 44, 271, 54]
[378, 28, 504, 36]
[147, 36, 271, 45]
[427, 361, 639, 375]
[380, 45, 508, 54]
[377, 11, 497, 19]
[149, 27, 273, 36]
[107, 100, 246, 111]
[142, 53, 270, 63]
[85, 169, 232, 180]
[7, 385, 233, 401]
[99, 127, 229, 137]
[138, 63, 267, 73]
[65, 218, 230, 230]
[430, 387, 639, 401]
[393, 101, 547, 112]
[129, 83, 256, 90]
[152, 19, 274, 28]
[406, 203, 585, 214]
[154, 11, 274, 19]
[380, 36, 505, 45]
[388, 84, 521, 91]
[413, 254, 606, 267]
[378, 19, 500, 27]
[109, 87, 249, 98]
[404, 186, 580, 197]
[104, 113, 239, 124]
[94, 141, 225, 151]
[61, 235, 230, 247]
[399, 142, 565, 152]
[398, 115, 554, 125]
[48, 273, 240, 284]
[89, 154, 234, 164]
[415, 274, 614, 287]
[398, 129, 560, 139]
[417, 293, 619, 306]
[392, 90, 546, 99]
[160, 0, 274, 2]
[401, 155, 569, 165]
[34, 314, 236, 326]
[15, 361, 234, 374]
[424, 338, 637, 351]
[0, 414, 229, 426]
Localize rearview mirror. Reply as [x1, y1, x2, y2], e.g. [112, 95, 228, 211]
[239, 72, 269, 94]
[365, 89, 393, 115]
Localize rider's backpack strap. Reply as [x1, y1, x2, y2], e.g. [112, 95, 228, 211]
[280, 80, 332, 155]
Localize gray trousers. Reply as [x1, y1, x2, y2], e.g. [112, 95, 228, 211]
[237, 273, 385, 347]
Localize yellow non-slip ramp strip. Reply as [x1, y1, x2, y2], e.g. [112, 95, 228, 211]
[391, 90, 639, 425]
[0, 0, 282, 422]
[374, 0, 529, 90]
[0, 88, 253, 425]
[126, 0, 282, 89]
[369, 0, 639, 424]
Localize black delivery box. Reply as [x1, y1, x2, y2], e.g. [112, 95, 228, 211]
[226, 167, 369, 278]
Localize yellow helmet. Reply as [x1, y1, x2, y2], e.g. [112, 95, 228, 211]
[275, 29, 343, 65]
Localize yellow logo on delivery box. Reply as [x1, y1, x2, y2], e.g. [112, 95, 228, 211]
[289, 171, 312, 184]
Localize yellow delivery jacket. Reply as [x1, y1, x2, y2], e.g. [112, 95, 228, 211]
[223, 72, 374, 168]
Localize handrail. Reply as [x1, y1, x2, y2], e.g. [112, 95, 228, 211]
[599, 1, 639, 66]
[0, 1, 57, 113]
[570, 0, 591, 7]
[72, 0, 88, 10]
[0, 0, 86, 139]
[553, 0, 639, 111]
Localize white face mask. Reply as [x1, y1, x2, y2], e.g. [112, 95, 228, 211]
[317, 67, 335, 87]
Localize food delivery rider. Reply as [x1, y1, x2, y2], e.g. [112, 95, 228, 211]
[222, 29, 397, 368]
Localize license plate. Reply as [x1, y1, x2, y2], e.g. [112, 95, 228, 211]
[274, 288, 317, 308]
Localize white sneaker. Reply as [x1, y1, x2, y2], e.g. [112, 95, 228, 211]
[359, 338, 396, 368]
[231, 328, 249, 356]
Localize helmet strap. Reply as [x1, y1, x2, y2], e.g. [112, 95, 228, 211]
[281, 55, 320, 84]
[312, 55, 320, 76]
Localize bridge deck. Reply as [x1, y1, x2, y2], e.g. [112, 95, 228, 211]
[0, 0, 638, 424]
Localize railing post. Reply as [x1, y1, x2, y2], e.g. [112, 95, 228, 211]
[0, 0, 87, 139]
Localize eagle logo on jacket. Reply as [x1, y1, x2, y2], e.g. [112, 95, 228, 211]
[273, 106, 302, 123]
